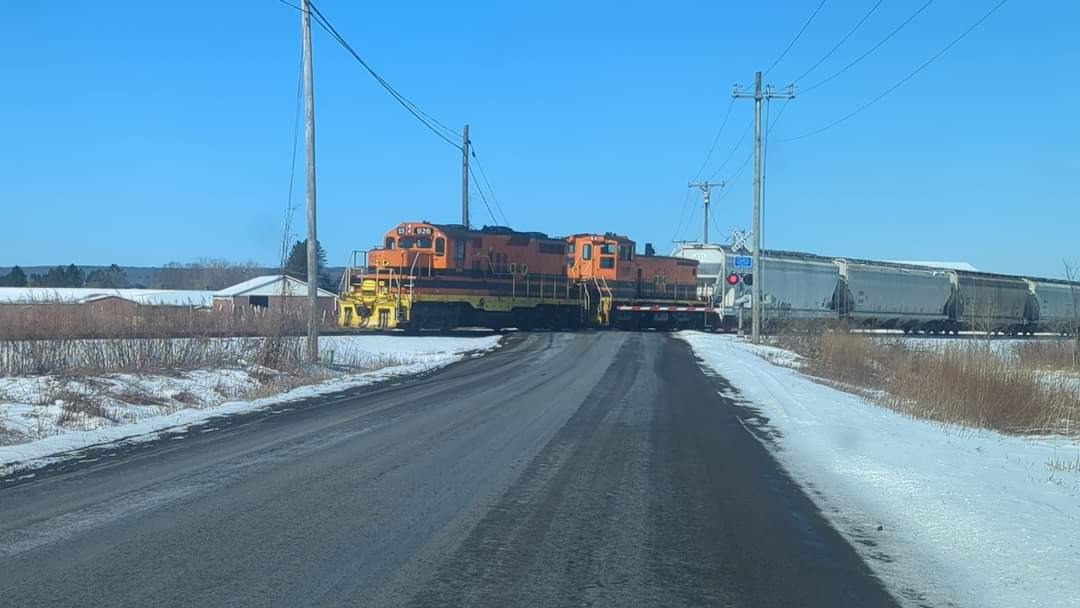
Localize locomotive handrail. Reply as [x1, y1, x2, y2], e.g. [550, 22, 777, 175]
[598, 274, 613, 300]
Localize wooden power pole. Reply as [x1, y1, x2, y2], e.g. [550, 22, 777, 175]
[461, 124, 470, 228]
[301, 0, 319, 363]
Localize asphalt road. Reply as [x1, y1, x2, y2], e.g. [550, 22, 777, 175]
[0, 332, 899, 607]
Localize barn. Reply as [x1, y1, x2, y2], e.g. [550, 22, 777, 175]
[213, 275, 336, 320]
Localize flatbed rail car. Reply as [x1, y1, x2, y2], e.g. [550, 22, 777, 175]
[337, 222, 719, 331]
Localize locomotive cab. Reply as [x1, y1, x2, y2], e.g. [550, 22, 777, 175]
[369, 222, 452, 273]
[565, 233, 635, 282]
[566, 233, 698, 301]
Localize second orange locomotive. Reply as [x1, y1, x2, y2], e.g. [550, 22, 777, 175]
[339, 221, 709, 331]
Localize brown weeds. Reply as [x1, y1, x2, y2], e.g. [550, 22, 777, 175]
[0, 337, 310, 376]
[776, 333, 1080, 436]
[0, 302, 335, 341]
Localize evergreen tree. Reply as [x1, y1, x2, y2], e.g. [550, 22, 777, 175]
[0, 266, 27, 287]
[85, 264, 130, 288]
[64, 264, 85, 287]
[31, 264, 85, 287]
[284, 239, 334, 291]
[284, 239, 328, 278]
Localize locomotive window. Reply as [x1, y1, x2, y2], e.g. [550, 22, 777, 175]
[435, 237, 446, 256]
[582, 243, 593, 260]
[619, 244, 633, 261]
[417, 237, 432, 248]
[385, 237, 395, 249]
[454, 240, 466, 260]
[399, 238, 414, 249]
[566, 242, 576, 255]
[600, 257, 615, 269]
[600, 243, 616, 255]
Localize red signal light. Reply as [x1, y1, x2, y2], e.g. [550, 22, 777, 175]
[726, 272, 740, 285]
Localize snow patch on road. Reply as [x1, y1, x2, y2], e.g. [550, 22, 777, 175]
[0, 335, 501, 475]
[679, 332, 1080, 608]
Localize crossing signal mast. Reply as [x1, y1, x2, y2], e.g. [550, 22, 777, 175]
[733, 71, 794, 344]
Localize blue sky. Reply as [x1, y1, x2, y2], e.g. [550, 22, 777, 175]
[2, 1, 1077, 277]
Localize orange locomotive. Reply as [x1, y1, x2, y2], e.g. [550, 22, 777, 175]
[338, 221, 714, 331]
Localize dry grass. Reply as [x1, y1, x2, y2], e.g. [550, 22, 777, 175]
[0, 303, 336, 341]
[1014, 340, 1080, 372]
[52, 387, 117, 427]
[775, 332, 1080, 436]
[0, 302, 336, 375]
[0, 306, 351, 445]
[0, 335, 309, 376]
[0, 422, 25, 445]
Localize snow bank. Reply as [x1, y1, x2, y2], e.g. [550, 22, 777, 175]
[0, 335, 500, 475]
[679, 332, 1080, 608]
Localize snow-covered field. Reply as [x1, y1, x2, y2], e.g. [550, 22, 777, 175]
[875, 335, 1054, 354]
[680, 332, 1080, 608]
[0, 335, 501, 474]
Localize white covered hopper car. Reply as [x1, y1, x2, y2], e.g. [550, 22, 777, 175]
[689, 245, 1079, 334]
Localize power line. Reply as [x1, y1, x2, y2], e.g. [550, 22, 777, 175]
[721, 150, 756, 199]
[715, 148, 753, 202]
[707, 118, 754, 181]
[764, 0, 828, 76]
[469, 144, 510, 226]
[678, 97, 737, 241]
[296, 1, 463, 150]
[691, 98, 736, 182]
[309, 2, 460, 144]
[276, 1, 516, 230]
[800, 0, 935, 95]
[786, 0, 1008, 141]
[680, 200, 700, 242]
[713, 101, 789, 204]
[671, 187, 695, 243]
[279, 32, 305, 270]
[709, 205, 724, 243]
[791, 0, 884, 84]
[468, 166, 501, 226]
[707, 96, 788, 214]
[761, 98, 778, 256]
[764, 97, 792, 139]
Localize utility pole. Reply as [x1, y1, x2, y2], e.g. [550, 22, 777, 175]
[301, 0, 319, 363]
[687, 181, 724, 244]
[733, 71, 794, 344]
[461, 124, 470, 228]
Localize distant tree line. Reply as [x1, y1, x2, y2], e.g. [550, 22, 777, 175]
[0, 261, 261, 290]
[0, 264, 131, 288]
[1, 246, 339, 292]
[152, 259, 265, 290]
